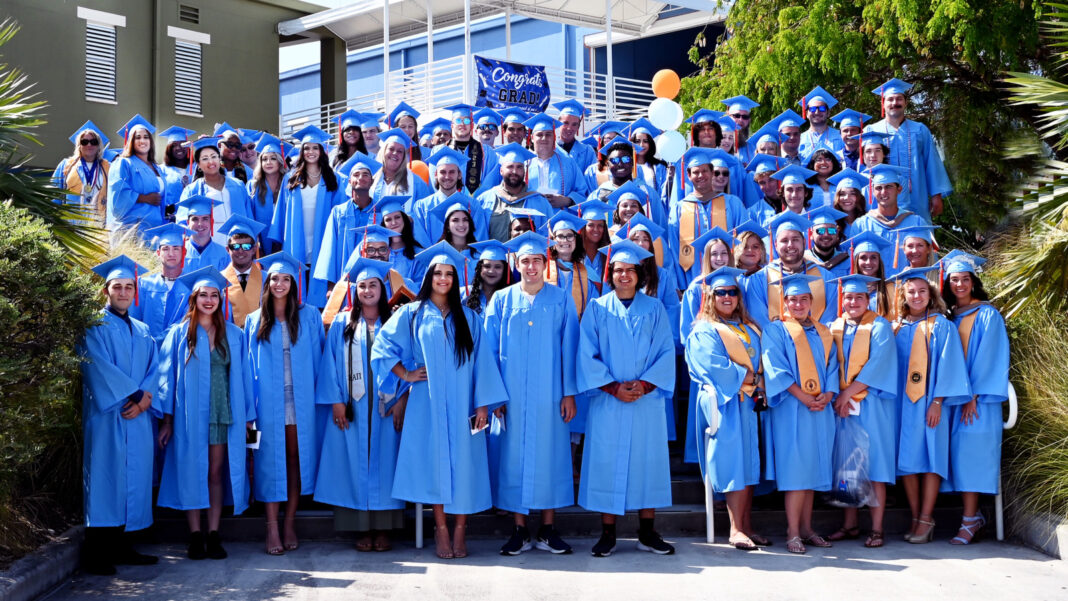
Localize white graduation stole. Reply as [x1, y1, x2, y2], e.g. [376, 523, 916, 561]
[345, 324, 367, 402]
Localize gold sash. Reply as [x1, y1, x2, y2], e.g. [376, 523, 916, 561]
[897, 314, 938, 403]
[678, 195, 726, 271]
[831, 311, 876, 401]
[955, 303, 986, 360]
[767, 265, 827, 322]
[64, 158, 109, 217]
[322, 269, 408, 328]
[782, 318, 833, 396]
[710, 320, 762, 398]
[545, 259, 590, 319]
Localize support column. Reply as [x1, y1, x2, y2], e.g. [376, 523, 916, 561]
[320, 37, 347, 120]
[426, 0, 434, 108]
[605, 0, 614, 118]
[383, 0, 391, 110]
[463, 0, 472, 104]
[505, 10, 511, 60]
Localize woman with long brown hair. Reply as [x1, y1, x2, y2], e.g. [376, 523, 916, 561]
[107, 115, 167, 244]
[157, 267, 255, 561]
[246, 134, 287, 247]
[244, 253, 325, 555]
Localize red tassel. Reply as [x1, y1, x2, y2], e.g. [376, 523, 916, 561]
[938, 265, 944, 294]
[133, 265, 140, 306]
[849, 243, 855, 275]
[224, 287, 231, 322]
[893, 232, 900, 270]
[209, 214, 214, 237]
[880, 91, 885, 118]
[837, 286, 843, 316]
[345, 284, 352, 311]
[298, 272, 304, 304]
[602, 248, 612, 284]
[802, 95, 807, 116]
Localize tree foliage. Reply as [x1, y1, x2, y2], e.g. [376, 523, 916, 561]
[682, 0, 1048, 237]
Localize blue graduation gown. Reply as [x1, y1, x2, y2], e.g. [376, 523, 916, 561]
[371, 302, 507, 514]
[157, 321, 255, 514]
[312, 199, 377, 290]
[129, 274, 191, 348]
[559, 139, 598, 173]
[864, 119, 953, 223]
[268, 179, 346, 307]
[525, 148, 590, 207]
[799, 126, 844, 159]
[314, 314, 405, 511]
[477, 189, 554, 243]
[411, 190, 488, 248]
[370, 169, 434, 203]
[894, 314, 971, 479]
[548, 260, 600, 436]
[668, 193, 748, 285]
[161, 165, 188, 212]
[686, 319, 762, 493]
[744, 261, 839, 329]
[587, 179, 667, 229]
[246, 179, 281, 248]
[836, 315, 899, 484]
[245, 306, 325, 501]
[483, 284, 580, 513]
[79, 310, 159, 530]
[183, 238, 231, 273]
[761, 320, 840, 491]
[804, 250, 852, 280]
[107, 157, 166, 234]
[844, 211, 927, 275]
[945, 303, 1009, 494]
[178, 177, 252, 227]
[577, 292, 675, 515]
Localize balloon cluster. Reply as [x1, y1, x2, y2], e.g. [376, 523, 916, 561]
[648, 69, 686, 163]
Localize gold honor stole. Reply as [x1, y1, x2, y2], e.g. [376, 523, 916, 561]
[678, 194, 727, 271]
[545, 260, 590, 319]
[955, 302, 987, 360]
[782, 318, 833, 396]
[767, 265, 827, 322]
[831, 311, 876, 401]
[322, 270, 408, 327]
[895, 314, 938, 403]
[64, 158, 109, 214]
[710, 320, 762, 399]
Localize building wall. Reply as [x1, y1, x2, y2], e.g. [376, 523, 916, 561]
[1, 0, 309, 167]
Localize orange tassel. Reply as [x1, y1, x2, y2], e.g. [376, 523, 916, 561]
[893, 232, 901, 270]
[837, 286, 843, 317]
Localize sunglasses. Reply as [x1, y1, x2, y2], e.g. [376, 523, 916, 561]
[224, 141, 242, 149]
[453, 117, 473, 125]
[607, 155, 633, 166]
[228, 242, 254, 251]
[807, 105, 829, 113]
[729, 113, 751, 120]
[712, 170, 731, 177]
[713, 289, 740, 297]
[477, 125, 498, 132]
[814, 227, 838, 236]
[80, 138, 100, 146]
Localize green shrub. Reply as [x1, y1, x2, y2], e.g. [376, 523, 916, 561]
[0, 203, 99, 563]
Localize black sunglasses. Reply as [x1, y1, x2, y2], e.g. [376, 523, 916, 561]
[713, 289, 740, 297]
[224, 141, 242, 149]
[729, 113, 751, 120]
[807, 105, 829, 113]
[80, 138, 100, 146]
[228, 242, 254, 251]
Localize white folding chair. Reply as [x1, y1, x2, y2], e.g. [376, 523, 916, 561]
[996, 382, 1019, 541]
[703, 426, 716, 544]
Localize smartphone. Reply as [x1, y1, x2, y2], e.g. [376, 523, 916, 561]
[469, 414, 488, 435]
[246, 428, 261, 450]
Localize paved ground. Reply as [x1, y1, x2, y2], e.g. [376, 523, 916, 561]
[45, 537, 1068, 601]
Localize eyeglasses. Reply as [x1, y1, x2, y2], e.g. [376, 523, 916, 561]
[807, 105, 829, 113]
[713, 289, 740, 297]
[243, 144, 256, 151]
[363, 246, 390, 258]
[228, 242, 254, 251]
[453, 117, 472, 125]
[80, 138, 100, 146]
[729, 113, 751, 120]
[814, 226, 838, 236]
[607, 155, 632, 166]
[712, 169, 731, 177]
[554, 232, 576, 241]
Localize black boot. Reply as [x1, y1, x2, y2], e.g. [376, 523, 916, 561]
[206, 530, 227, 560]
[187, 531, 207, 560]
[81, 527, 117, 575]
[113, 531, 159, 566]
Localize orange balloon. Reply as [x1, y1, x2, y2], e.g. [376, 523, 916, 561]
[652, 69, 681, 99]
[410, 160, 430, 184]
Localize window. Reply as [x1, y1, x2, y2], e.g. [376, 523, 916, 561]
[174, 41, 202, 115]
[84, 22, 117, 103]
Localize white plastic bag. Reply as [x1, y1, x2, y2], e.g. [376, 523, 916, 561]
[826, 417, 878, 508]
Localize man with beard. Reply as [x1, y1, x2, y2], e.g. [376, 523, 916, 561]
[446, 103, 499, 196]
[802, 206, 851, 279]
[477, 143, 553, 242]
[797, 86, 844, 159]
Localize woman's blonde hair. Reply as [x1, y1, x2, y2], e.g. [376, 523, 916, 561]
[894, 277, 946, 319]
[68, 128, 105, 165]
[700, 238, 735, 277]
[695, 282, 753, 325]
[376, 140, 412, 194]
[733, 230, 766, 271]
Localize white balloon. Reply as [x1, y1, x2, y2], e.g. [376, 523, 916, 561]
[647, 98, 684, 131]
[655, 130, 686, 163]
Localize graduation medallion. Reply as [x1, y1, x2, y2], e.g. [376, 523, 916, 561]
[746, 346, 757, 359]
[682, 245, 693, 258]
[910, 371, 923, 384]
[804, 378, 818, 393]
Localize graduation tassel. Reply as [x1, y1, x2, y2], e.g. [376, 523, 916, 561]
[801, 95, 807, 116]
[602, 249, 612, 284]
[224, 288, 231, 323]
[837, 286, 843, 317]
[463, 261, 469, 287]
[938, 264, 945, 295]
[133, 265, 140, 307]
[298, 272, 304, 304]
[849, 243, 856, 274]
[893, 232, 901, 270]
[769, 226, 776, 261]
[880, 91, 885, 118]
[345, 284, 352, 311]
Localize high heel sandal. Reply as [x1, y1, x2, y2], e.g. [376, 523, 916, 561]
[907, 516, 935, 544]
[950, 513, 985, 545]
[434, 526, 453, 559]
[265, 521, 284, 556]
[904, 517, 919, 541]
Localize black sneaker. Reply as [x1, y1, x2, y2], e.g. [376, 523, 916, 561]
[499, 525, 532, 556]
[187, 531, 207, 560]
[591, 531, 616, 557]
[637, 530, 675, 555]
[205, 530, 228, 560]
[535, 525, 573, 554]
[113, 548, 159, 566]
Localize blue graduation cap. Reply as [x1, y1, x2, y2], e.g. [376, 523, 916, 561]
[552, 99, 588, 118]
[830, 109, 871, 129]
[504, 205, 545, 222]
[358, 224, 397, 245]
[346, 257, 392, 284]
[212, 122, 240, 138]
[158, 126, 194, 145]
[420, 118, 452, 138]
[505, 231, 552, 257]
[703, 265, 748, 290]
[780, 272, 822, 297]
[91, 255, 149, 283]
[749, 121, 785, 147]
[715, 115, 738, 133]
[746, 153, 785, 175]
[177, 266, 230, 292]
[499, 108, 530, 125]
[690, 226, 736, 255]
[291, 125, 332, 147]
[426, 146, 469, 170]
[335, 109, 366, 131]
[361, 113, 384, 130]
[619, 213, 666, 243]
[257, 251, 304, 278]
[117, 114, 156, 139]
[415, 240, 467, 271]
[865, 163, 908, 186]
[548, 210, 588, 234]
[494, 142, 536, 165]
[470, 240, 509, 263]
[887, 265, 938, 283]
[721, 95, 760, 113]
[589, 121, 628, 138]
[732, 219, 768, 240]
[239, 128, 264, 143]
[217, 214, 266, 240]
[686, 109, 724, 125]
[337, 151, 381, 177]
[770, 210, 812, 239]
[607, 180, 649, 209]
[938, 250, 986, 276]
[705, 148, 738, 168]
[898, 224, 939, 244]
[872, 78, 914, 97]
[144, 223, 193, 249]
[626, 117, 661, 138]
[428, 199, 475, 224]
[827, 168, 867, 193]
[103, 148, 122, 162]
[844, 231, 892, 256]
[70, 120, 110, 148]
[807, 205, 848, 226]
[770, 164, 816, 187]
[837, 274, 881, 294]
[176, 194, 221, 217]
[372, 195, 410, 217]
[573, 198, 613, 223]
[774, 109, 805, 130]
[190, 137, 221, 155]
[853, 130, 893, 148]
[798, 85, 839, 111]
[524, 113, 562, 133]
[286, 144, 302, 160]
[600, 137, 635, 155]
[683, 147, 716, 169]
[599, 239, 653, 265]
[474, 108, 502, 128]
[444, 103, 476, 119]
[387, 102, 421, 127]
[377, 128, 416, 149]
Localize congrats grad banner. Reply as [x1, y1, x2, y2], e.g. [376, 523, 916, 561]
[474, 55, 551, 113]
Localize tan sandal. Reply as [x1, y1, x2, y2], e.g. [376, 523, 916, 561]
[786, 536, 806, 554]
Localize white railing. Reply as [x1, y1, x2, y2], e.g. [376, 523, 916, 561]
[279, 55, 656, 139]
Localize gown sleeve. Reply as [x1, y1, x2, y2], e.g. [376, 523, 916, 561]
[853, 318, 899, 399]
[80, 323, 140, 413]
[760, 321, 795, 405]
[931, 316, 973, 406]
[685, 324, 747, 407]
[576, 302, 614, 393]
[966, 306, 1010, 403]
